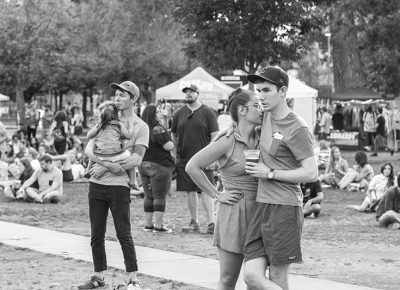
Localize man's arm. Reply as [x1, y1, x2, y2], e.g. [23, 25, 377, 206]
[20, 170, 39, 191]
[120, 144, 146, 170]
[246, 155, 318, 184]
[171, 132, 178, 160]
[85, 139, 125, 175]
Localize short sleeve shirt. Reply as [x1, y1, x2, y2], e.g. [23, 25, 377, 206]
[143, 123, 174, 168]
[257, 111, 315, 207]
[301, 180, 322, 204]
[171, 104, 219, 165]
[34, 167, 63, 194]
[90, 113, 149, 187]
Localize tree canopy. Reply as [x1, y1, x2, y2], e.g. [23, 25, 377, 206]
[172, 0, 321, 74]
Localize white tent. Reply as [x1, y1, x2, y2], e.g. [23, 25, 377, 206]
[244, 76, 318, 130]
[156, 67, 234, 108]
[0, 93, 9, 101]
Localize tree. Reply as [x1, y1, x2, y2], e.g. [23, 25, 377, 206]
[172, 0, 320, 76]
[320, 0, 400, 97]
[0, 0, 74, 127]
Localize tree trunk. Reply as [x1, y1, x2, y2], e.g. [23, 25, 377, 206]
[58, 90, 63, 111]
[331, 11, 366, 91]
[16, 86, 25, 130]
[82, 90, 87, 128]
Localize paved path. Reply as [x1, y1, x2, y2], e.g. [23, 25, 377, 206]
[0, 221, 379, 290]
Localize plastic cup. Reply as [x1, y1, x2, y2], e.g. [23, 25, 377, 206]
[244, 150, 260, 163]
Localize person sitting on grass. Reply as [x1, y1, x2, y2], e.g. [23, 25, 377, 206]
[347, 162, 396, 212]
[376, 173, 400, 230]
[4, 158, 36, 200]
[17, 153, 63, 204]
[318, 146, 349, 187]
[301, 180, 324, 218]
[338, 151, 374, 192]
[84, 101, 136, 188]
[315, 140, 331, 170]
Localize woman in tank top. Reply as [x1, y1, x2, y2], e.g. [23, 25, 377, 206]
[186, 87, 263, 289]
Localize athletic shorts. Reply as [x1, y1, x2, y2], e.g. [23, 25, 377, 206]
[175, 165, 214, 192]
[244, 203, 303, 265]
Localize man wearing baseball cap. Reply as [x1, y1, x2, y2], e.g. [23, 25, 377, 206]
[80, 81, 150, 289]
[243, 66, 318, 290]
[171, 83, 219, 234]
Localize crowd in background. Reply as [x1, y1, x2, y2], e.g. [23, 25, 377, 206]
[1, 94, 399, 231]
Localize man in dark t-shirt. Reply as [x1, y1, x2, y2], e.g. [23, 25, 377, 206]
[371, 107, 393, 156]
[171, 84, 219, 234]
[301, 180, 324, 218]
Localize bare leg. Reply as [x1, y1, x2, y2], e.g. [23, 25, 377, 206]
[269, 264, 291, 290]
[339, 170, 358, 190]
[153, 211, 165, 229]
[216, 247, 243, 290]
[187, 191, 198, 222]
[144, 212, 153, 228]
[244, 257, 282, 290]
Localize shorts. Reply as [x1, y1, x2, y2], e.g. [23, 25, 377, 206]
[175, 164, 214, 192]
[244, 203, 303, 265]
[63, 169, 74, 182]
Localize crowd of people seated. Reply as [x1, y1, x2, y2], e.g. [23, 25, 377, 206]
[0, 110, 89, 204]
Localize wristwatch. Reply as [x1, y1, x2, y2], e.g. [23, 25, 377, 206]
[267, 169, 275, 179]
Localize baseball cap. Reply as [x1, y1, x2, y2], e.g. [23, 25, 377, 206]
[247, 66, 289, 88]
[110, 81, 140, 98]
[182, 84, 199, 93]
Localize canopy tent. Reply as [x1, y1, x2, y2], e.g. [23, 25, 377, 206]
[244, 76, 318, 130]
[156, 67, 234, 108]
[329, 88, 382, 101]
[0, 93, 9, 101]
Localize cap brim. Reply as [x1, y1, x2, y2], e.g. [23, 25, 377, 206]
[182, 87, 197, 93]
[110, 83, 124, 91]
[247, 74, 279, 86]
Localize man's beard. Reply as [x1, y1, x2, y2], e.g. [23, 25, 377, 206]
[42, 168, 49, 172]
[185, 97, 194, 104]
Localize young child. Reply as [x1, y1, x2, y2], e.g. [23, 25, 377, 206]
[84, 101, 136, 188]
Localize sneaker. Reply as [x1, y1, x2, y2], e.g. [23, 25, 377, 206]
[207, 222, 215, 234]
[182, 219, 199, 232]
[370, 153, 378, 157]
[78, 276, 105, 289]
[153, 226, 172, 233]
[143, 225, 154, 232]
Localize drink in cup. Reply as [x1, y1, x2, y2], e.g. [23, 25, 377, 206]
[244, 150, 260, 163]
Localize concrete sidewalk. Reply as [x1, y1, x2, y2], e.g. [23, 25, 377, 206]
[0, 221, 378, 290]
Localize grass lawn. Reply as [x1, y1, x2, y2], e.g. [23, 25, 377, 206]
[0, 149, 399, 289]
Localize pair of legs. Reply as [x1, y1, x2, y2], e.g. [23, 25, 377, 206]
[88, 183, 139, 282]
[378, 210, 400, 229]
[25, 187, 61, 203]
[338, 170, 368, 190]
[176, 165, 214, 227]
[245, 257, 290, 290]
[139, 161, 174, 229]
[186, 191, 214, 226]
[243, 204, 303, 290]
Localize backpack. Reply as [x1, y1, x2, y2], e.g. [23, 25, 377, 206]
[53, 123, 66, 143]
